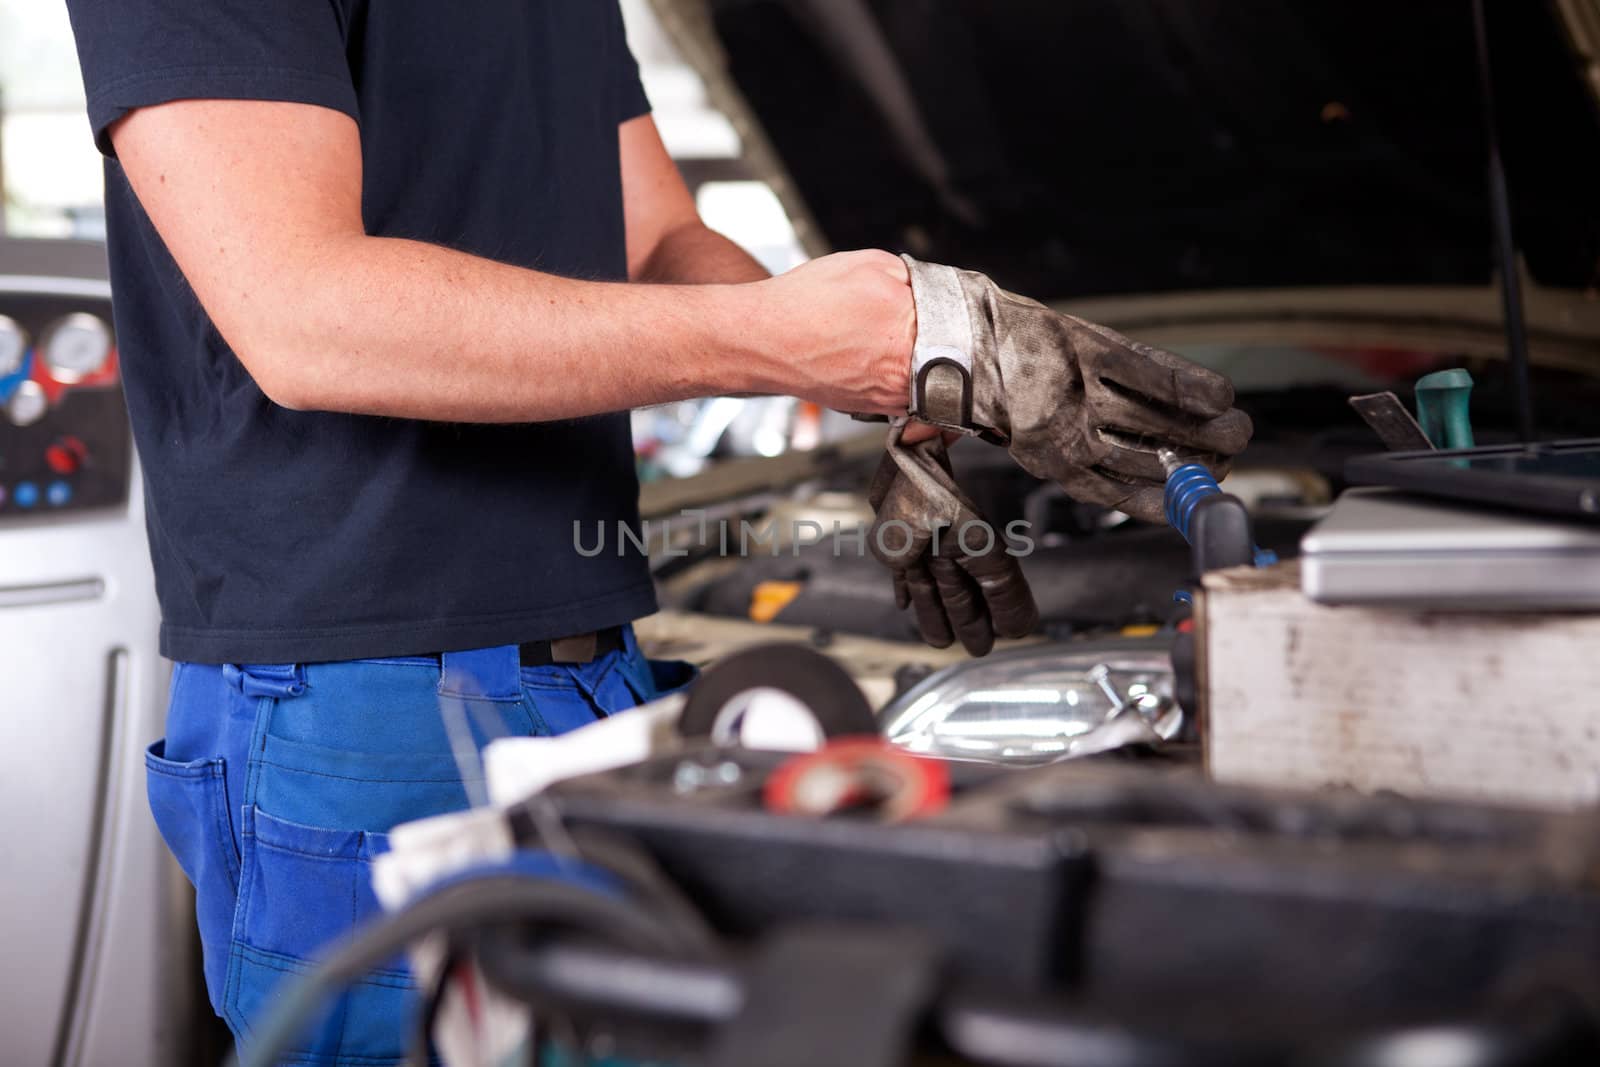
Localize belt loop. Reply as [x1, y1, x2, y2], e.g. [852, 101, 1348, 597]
[228, 663, 307, 699]
[439, 645, 523, 701]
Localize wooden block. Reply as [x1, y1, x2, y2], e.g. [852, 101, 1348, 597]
[1202, 560, 1600, 810]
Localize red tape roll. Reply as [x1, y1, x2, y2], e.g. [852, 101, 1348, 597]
[764, 739, 950, 823]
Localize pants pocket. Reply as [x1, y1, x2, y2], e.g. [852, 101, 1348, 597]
[145, 739, 240, 1013]
[255, 731, 484, 833]
[225, 805, 408, 1064]
[617, 656, 699, 706]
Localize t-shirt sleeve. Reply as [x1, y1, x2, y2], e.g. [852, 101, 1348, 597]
[65, 0, 358, 158]
[607, 0, 653, 124]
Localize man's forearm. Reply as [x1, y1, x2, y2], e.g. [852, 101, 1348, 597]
[635, 221, 771, 285]
[110, 100, 914, 423]
[254, 234, 773, 421]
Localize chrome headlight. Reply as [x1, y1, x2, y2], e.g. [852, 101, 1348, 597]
[879, 643, 1180, 765]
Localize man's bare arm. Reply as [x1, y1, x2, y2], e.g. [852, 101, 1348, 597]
[619, 115, 769, 285]
[111, 99, 912, 422]
[612, 114, 954, 446]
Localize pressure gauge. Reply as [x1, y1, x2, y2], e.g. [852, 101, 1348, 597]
[0, 316, 25, 378]
[41, 313, 112, 382]
[7, 380, 47, 427]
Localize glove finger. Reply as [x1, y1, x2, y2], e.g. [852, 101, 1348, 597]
[964, 551, 1040, 639]
[1094, 446, 1170, 485]
[867, 451, 902, 510]
[903, 561, 956, 649]
[1095, 418, 1250, 487]
[880, 443, 966, 530]
[1058, 468, 1169, 524]
[892, 570, 911, 611]
[1088, 330, 1236, 420]
[869, 510, 933, 568]
[1092, 406, 1255, 463]
[929, 555, 995, 657]
[922, 437, 957, 479]
[1115, 484, 1168, 525]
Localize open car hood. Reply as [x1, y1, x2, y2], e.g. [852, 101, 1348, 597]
[650, 0, 1600, 362]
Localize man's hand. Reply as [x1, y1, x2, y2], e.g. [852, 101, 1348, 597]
[616, 117, 914, 417]
[751, 250, 915, 416]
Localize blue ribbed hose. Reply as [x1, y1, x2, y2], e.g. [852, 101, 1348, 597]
[1162, 461, 1278, 569]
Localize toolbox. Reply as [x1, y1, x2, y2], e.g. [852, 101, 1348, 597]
[482, 747, 1600, 1065]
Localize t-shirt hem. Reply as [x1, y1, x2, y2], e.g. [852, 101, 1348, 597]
[161, 581, 660, 665]
[618, 95, 652, 125]
[88, 66, 360, 157]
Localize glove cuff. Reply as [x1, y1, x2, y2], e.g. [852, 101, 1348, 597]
[902, 255, 980, 436]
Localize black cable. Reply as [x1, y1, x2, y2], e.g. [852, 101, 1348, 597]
[230, 873, 709, 1067]
[527, 1028, 550, 1067]
[511, 799, 720, 951]
[564, 826, 718, 948]
[388, 808, 719, 1067]
[1471, 0, 1537, 443]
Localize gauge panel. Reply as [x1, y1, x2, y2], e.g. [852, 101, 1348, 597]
[0, 293, 130, 520]
[0, 316, 25, 378]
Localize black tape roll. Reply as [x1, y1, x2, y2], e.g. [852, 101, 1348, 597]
[677, 643, 878, 742]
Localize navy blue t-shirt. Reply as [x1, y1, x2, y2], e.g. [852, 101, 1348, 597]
[65, 0, 658, 663]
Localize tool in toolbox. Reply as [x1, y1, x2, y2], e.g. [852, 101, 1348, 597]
[1414, 367, 1476, 450]
[1313, 365, 1600, 605]
[1348, 367, 1599, 522]
[1349, 367, 1475, 453]
[1347, 391, 1435, 452]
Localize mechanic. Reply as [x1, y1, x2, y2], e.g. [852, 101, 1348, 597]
[65, 1, 1248, 1061]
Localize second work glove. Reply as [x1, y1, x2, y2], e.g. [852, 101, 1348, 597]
[868, 421, 1039, 657]
[900, 255, 1253, 523]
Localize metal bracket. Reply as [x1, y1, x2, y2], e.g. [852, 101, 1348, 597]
[911, 345, 974, 431]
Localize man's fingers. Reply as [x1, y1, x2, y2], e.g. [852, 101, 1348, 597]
[900, 420, 945, 446]
[1087, 330, 1236, 420]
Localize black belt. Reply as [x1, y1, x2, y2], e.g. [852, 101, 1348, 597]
[514, 625, 626, 667]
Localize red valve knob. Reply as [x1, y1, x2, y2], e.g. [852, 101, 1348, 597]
[45, 435, 88, 475]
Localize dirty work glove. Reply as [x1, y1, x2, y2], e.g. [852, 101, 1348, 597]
[901, 255, 1253, 522]
[868, 421, 1039, 656]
